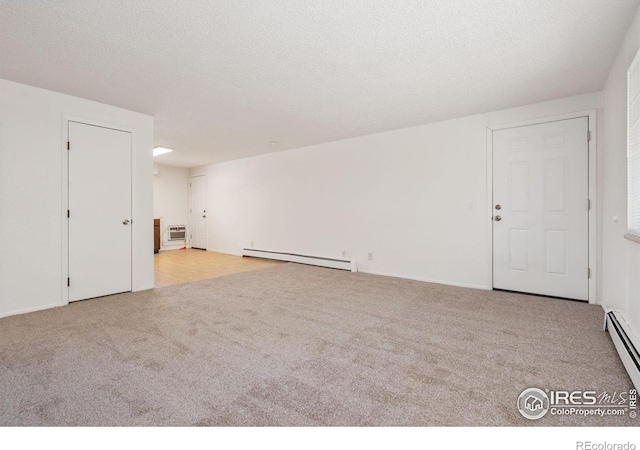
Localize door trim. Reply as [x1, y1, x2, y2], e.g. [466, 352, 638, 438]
[60, 116, 135, 306]
[189, 174, 208, 250]
[486, 110, 597, 304]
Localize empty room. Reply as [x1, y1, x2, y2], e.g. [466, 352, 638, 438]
[1, 0, 640, 444]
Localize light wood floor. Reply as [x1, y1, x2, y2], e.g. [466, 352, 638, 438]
[154, 248, 284, 288]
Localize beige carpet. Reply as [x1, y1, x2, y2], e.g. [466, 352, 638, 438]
[0, 264, 634, 426]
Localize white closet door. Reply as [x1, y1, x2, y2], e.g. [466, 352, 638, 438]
[68, 121, 132, 301]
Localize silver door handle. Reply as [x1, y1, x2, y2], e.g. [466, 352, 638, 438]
[202, 215, 206, 218]
[494, 216, 501, 222]
[122, 219, 130, 225]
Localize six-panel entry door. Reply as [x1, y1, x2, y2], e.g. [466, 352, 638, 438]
[492, 117, 589, 301]
[68, 121, 132, 302]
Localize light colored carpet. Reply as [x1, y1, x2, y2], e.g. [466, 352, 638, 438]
[0, 263, 634, 426]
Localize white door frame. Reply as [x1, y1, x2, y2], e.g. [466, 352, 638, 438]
[486, 110, 597, 304]
[189, 174, 208, 250]
[60, 116, 136, 306]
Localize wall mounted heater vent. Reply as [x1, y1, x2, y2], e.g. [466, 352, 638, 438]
[605, 311, 640, 390]
[242, 248, 357, 272]
[168, 226, 186, 241]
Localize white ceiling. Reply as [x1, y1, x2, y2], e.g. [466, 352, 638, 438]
[1, 1, 638, 168]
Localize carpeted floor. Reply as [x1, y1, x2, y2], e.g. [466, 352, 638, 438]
[0, 263, 634, 426]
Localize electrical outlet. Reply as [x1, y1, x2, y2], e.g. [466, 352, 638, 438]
[368, 252, 374, 261]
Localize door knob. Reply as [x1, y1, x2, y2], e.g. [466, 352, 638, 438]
[202, 215, 206, 218]
[495, 204, 502, 210]
[494, 216, 502, 221]
[122, 219, 130, 225]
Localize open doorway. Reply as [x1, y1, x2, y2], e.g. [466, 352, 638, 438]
[153, 167, 282, 287]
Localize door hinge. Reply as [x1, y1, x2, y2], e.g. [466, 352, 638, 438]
[67, 277, 70, 286]
[67, 141, 70, 150]
[67, 210, 70, 218]
[587, 131, 591, 142]
[588, 268, 591, 278]
[588, 199, 591, 210]
[190, 234, 192, 239]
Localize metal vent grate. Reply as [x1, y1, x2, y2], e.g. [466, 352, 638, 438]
[606, 311, 640, 390]
[169, 225, 186, 241]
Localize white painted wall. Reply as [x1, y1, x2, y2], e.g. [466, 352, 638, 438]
[153, 164, 190, 250]
[601, 6, 640, 337]
[0, 78, 154, 318]
[191, 92, 602, 291]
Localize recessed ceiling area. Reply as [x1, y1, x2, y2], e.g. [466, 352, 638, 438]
[1, 0, 638, 168]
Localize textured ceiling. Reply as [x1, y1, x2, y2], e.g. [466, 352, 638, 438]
[1, 0, 638, 168]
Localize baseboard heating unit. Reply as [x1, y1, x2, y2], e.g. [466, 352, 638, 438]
[241, 248, 357, 272]
[605, 311, 640, 390]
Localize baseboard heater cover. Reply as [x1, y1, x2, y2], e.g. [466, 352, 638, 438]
[242, 248, 357, 272]
[605, 311, 640, 390]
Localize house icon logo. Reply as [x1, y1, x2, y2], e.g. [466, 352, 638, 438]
[517, 388, 550, 420]
[525, 395, 543, 411]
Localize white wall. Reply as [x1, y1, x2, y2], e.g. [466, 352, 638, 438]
[153, 164, 190, 250]
[191, 92, 602, 291]
[601, 6, 640, 337]
[0, 78, 154, 318]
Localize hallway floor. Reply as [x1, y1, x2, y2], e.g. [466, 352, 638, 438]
[154, 248, 284, 287]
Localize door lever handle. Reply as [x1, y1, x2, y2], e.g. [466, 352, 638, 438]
[122, 219, 130, 225]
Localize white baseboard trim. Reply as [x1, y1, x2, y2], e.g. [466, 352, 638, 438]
[242, 248, 356, 271]
[133, 284, 155, 292]
[0, 302, 63, 319]
[210, 248, 243, 257]
[361, 269, 491, 290]
[160, 245, 190, 251]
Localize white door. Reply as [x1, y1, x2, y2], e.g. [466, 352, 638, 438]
[68, 121, 132, 301]
[190, 175, 207, 249]
[493, 117, 589, 300]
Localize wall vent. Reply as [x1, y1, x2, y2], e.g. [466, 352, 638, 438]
[168, 225, 186, 241]
[605, 311, 640, 390]
[242, 248, 357, 272]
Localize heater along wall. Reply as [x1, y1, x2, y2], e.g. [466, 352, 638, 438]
[605, 311, 640, 391]
[168, 225, 186, 241]
[158, 223, 187, 249]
